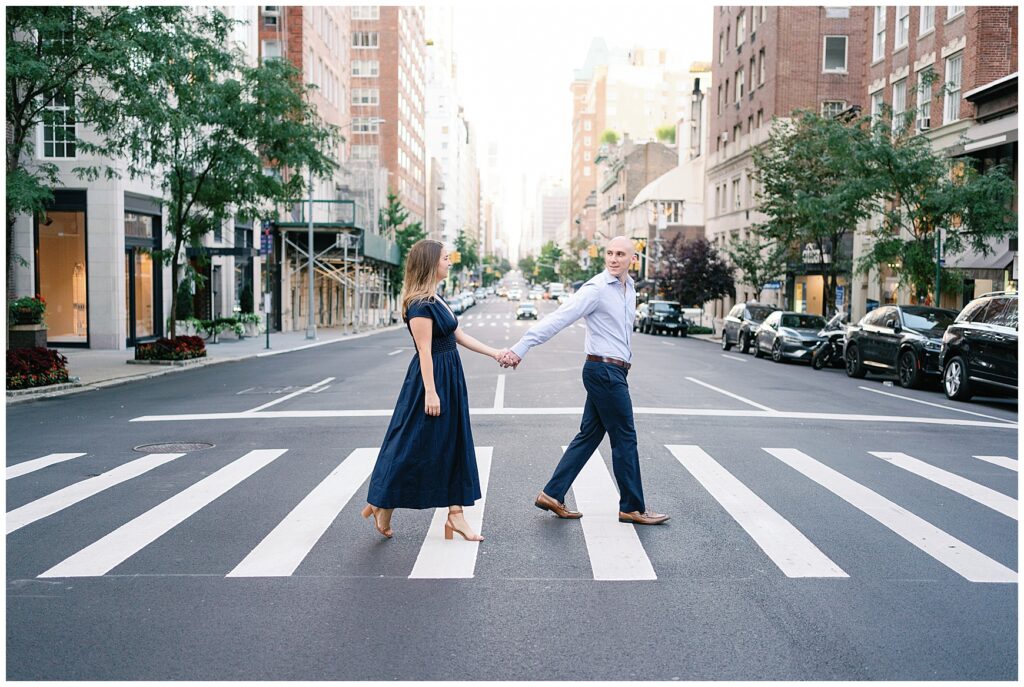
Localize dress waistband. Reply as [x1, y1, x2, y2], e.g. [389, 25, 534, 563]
[431, 334, 457, 354]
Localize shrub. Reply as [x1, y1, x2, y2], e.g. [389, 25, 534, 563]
[688, 326, 714, 335]
[9, 295, 46, 325]
[135, 335, 207, 361]
[175, 281, 194, 320]
[7, 346, 68, 390]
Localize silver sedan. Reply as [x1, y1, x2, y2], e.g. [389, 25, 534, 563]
[753, 311, 827, 363]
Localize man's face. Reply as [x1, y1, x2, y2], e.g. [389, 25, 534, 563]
[605, 238, 634, 279]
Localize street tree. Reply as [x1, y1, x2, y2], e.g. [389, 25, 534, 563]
[536, 241, 563, 283]
[517, 255, 536, 277]
[857, 112, 1017, 302]
[81, 9, 339, 337]
[726, 234, 790, 299]
[655, 125, 676, 144]
[381, 192, 424, 296]
[653, 236, 735, 306]
[752, 109, 876, 315]
[5, 6, 188, 298]
[600, 130, 620, 145]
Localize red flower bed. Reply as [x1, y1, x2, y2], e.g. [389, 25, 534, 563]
[7, 347, 69, 390]
[135, 335, 207, 361]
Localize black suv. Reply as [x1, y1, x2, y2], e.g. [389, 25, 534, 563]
[637, 300, 688, 336]
[940, 292, 1018, 401]
[722, 302, 779, 353]
[844, 304, 958, 388]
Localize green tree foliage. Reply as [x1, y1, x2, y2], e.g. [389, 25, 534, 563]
[600, 129, 620, 145]
[80, 10, 340, 337]
[454, 230, 479, 272]
[382, 192, 425, 296]
[653, 236, 735, 306]
[517, 255, 536, 276]
[726, 234, 789, 298]
[655, 124, 676, 144]
[536, 241, 563, 283]
[5, 6, 190, 296]
[751, 110, 875, 314]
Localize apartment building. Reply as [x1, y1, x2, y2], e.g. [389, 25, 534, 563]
[705, 6, 868, 321]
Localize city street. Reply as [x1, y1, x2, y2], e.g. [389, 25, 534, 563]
[6, 296, 1018, 681]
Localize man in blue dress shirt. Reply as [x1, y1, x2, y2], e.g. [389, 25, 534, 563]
[500, 236, 670, 525]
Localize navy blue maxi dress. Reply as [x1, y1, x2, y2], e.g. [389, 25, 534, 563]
[366, 297, 482, 509]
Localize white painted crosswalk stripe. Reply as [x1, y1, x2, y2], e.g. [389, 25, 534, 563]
[974, 455, 1018, 472]
[667, 445, 847, 578]
[7, 453, 86, 480]
[7, 453, 185, 534]
[39, 449, 288, 578]
[227, 448, 377, 577]
[764, 448, 1017, 583]
[869, 452, 1017, 520]
[570, 448, 657, 581]
[409, 447, 493, 579]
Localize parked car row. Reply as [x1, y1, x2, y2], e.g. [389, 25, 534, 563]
[719, 293, 1018, 404]
[633, 300, 689, 337]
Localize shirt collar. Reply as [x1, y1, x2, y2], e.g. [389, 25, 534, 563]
[603, 270, 634, 288]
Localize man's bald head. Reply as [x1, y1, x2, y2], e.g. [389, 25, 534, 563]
[606, 235, 634, 253]
[604, 235, 635, 282]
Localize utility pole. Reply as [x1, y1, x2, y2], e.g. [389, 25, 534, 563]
[306, 166, 316, 339]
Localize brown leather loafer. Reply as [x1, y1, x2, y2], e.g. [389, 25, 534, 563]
[618, 510, 670, 525]
[534, 491, 583, 519]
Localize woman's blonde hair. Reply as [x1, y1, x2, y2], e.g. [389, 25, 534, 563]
[401, 239, 445, 318]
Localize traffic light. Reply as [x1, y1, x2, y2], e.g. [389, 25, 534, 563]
[588, 244, 598, 258]
[633, 239, 646, 255]
[450, 250, 461, 264]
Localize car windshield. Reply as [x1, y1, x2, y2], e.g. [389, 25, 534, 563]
[652, 303, 680, 313]
[781, 314, 826, 329]
[748, 306, 775, 321]
[902, 307, 956, 331]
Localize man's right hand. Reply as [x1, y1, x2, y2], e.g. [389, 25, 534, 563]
[499, 351, 521, 369]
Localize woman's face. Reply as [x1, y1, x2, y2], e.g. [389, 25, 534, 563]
[436, 250, 452, 280]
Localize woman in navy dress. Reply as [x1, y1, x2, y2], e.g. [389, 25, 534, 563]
[362, 239, 508, 541]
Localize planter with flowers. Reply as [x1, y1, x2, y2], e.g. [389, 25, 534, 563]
[8, 295, 47, 349]
[7, 347, 69, 390]
[131, 335, 207, 366]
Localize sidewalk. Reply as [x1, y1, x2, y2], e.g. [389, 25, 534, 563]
[7, 324, 402, 405]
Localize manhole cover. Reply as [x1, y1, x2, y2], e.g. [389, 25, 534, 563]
[134, 442, 214, 453]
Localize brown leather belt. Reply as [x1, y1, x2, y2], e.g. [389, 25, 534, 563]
[586, 354, 631, 370]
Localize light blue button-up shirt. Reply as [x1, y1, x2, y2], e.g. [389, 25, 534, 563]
[510, 270, 636, 363]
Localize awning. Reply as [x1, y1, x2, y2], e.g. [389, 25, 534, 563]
[945, 247, 1016, 270]
[962, 115, 1018, 153]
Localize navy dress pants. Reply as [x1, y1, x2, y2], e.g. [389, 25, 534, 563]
[543, 360, 646, 513]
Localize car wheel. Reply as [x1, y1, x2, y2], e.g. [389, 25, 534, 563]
[943, 355, 974, 401]
[753, 342, 764, 358]
[771, 340, 785, 363]
[811, 349, 826, 370]
[739, 332, 751, 354]
[845, 344, 867, 378]
[897, 349, 923, 389]
[721, 332, 732, 351]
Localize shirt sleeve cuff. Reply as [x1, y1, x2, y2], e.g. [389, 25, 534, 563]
[510, 341, 530, 359]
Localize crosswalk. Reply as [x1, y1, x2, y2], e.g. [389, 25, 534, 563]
[456, 312, 585, 330]
[7, 444, 1017, 584]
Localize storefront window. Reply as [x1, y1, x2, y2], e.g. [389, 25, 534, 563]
[38, 211, 88, 343]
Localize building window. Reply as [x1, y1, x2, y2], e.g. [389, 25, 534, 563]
[823, 36, 848, 72]
[352, 6, 380, 20]
[943, 52, 962, 123]
[892, 79, 907, 132]
[353, 117, 381, 133]
[758, 48, 765, 84]
[756, 109, 763, 128]
[946, 5, 964, 20]
[736, 11, 746, 47]
[583, 166, 591, 177]
[351, 144, 379, 161]
[732, 178, 741, 209]
[717, 85, 723, 114]
[352, 31, 379, 48]
[351, 88, 379, 106]
[760, 6, 767, 22]
[352, 60, 380, 77]
[747, 115, 753, 132]
[40, 91, 76, 158]
[261, 40, 282, 60]
[821, 100, 847, 118]
[750, 56, 756, 88]
[584, 135, 592, 146]
[916, 68, 933, 131]
[895, 6, 910, 48]
[584, 120, 592, 131]
[735, 69, 744, 101]
[584, 151, 591, 162]
[873, 6, 886, 61]
[920, 6, 935, 32]
[263, 6, 280, 27]
[870, 89, 884, 122]
[719, 33, 725, 64]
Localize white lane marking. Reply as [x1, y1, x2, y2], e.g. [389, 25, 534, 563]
[974, 455, 1018, 472]
[227, 448, 377, 577]
[409, 447, 492, 579]
[311, 385, 330, 394]
[721, 354, 748, 363]
[490, 322, 497, 327]
[39, 449, 288, 578]
[667, 445, 847, 578]
[661, 341, 675, 346]
[858, 386, 1016, 423]
[7, 454, 185, 534]
[236, 387, 256, 395]
[685, 377, 776, 412]
[764, 448, 1017, 584]
[7, 453, 86, 480]
[493, 374, 505, 410]
[388, 349, 403, 356]
[127, 407, 1018, 430]
[245, 378, 334, 413]
[869, 452, 1018, 520]
[569, 448, 657, 581]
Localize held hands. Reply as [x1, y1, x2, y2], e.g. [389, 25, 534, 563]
[496, 350, 521, 369]
[424, 389, 441, 416]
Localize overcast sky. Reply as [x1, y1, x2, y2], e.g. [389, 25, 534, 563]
[447, 0, 714, 252]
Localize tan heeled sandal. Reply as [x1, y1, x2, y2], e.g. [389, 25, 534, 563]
[361, 504, 393, 539]
[444, 507, 483, 541]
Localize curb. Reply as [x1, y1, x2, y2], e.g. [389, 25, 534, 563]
[6, 324, 404, 406]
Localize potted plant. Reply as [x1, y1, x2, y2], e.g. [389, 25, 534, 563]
[8, 295, 47, 349]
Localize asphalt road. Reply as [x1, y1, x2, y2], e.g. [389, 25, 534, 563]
[6, 294, 1018, 680]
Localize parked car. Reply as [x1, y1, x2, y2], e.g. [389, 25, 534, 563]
[459, 291, 475, 307]
[844, 304, 958, 388]
[497, 287, 508, 298]
[722, 302, 779, 353]
[516, 302, 538, 320]
[633, 303, 649, 332]
[474, 287, 487, 301]
[810, 312, 849, 370]
[508, 288, 522, 301]
[637, 300, 688, 336]
[450, 296, 465, 315]
[940, 292, 1018, 401]
[753, 311, 827, 363]
[529, 287, 544, 300]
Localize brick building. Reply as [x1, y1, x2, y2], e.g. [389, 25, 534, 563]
[705, 6, 868, 322]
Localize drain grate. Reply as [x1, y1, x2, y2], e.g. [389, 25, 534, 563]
[134, 442, 214, 453]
